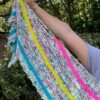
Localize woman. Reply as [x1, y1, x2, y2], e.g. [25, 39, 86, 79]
[26, 0, 100, 82]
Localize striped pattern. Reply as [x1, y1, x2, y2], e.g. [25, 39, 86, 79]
[19, 0, 74, 99]
[8, 0, 100, 100]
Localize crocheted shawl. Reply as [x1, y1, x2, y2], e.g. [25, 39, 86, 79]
[8, 0, 100, 100]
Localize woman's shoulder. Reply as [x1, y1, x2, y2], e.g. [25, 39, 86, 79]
[88, 44, 100, 82]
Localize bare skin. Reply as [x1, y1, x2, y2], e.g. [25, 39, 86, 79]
[26, 0, 88, 68]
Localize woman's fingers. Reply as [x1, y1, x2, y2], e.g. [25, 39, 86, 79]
[26, 0, 35, 7]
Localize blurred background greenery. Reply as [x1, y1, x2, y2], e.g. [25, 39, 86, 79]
[0, 0, 100, 100]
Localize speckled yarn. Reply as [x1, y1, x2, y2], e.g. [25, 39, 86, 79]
[8, 0, 100, 100]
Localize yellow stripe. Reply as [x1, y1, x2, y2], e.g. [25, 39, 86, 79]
[19, 1, 75, 99]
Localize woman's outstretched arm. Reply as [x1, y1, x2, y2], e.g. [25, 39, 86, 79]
[27, 0, 88, 67]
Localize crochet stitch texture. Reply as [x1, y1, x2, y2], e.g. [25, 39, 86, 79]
[8, 0, 100, 100]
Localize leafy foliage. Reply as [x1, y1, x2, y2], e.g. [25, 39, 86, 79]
[0, 0, 100, 33]
[37, 0, 100, 33]
[0, 49, 42, 100]
[0, 0, 12, 32]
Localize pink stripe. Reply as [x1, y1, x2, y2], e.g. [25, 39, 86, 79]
[55, 38, 100, 100]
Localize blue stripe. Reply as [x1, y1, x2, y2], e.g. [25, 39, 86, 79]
[13, 39, 17, 54]
[11, 11, 16, 16]
[17, 39, 53, 100]
[9, 28, 17, 36]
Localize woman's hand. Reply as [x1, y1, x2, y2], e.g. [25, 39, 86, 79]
[26, 0, 36, 10]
